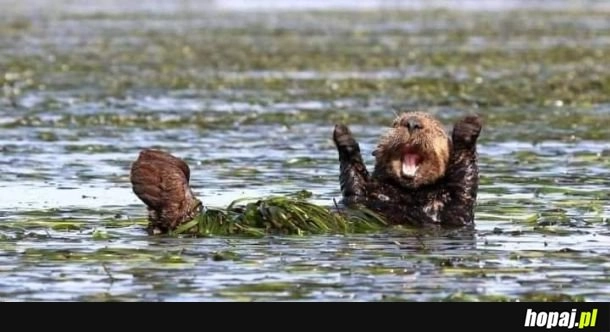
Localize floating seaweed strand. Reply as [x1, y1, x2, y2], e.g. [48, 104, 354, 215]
[170, 194, 388, 237]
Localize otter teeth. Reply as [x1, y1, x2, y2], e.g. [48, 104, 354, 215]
[402, 153, 420, 177]
[402, 162, 418, 177]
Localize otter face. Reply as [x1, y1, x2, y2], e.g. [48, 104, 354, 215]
[373, 112, 450, 189]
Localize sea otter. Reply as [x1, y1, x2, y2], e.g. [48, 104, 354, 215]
[332, 112, 482, 227]
[130, 149, 202, 235]
[129, 112, 480, 234]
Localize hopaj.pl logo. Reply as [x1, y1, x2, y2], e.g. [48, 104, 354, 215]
[524, 308, 598, 329]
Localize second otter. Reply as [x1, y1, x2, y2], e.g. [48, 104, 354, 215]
[333, 111, 482, 227]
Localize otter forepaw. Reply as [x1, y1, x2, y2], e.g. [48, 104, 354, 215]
[333, 124, 360, 156]
[333, 124, 353, 145]
[452, 115, 482, 147]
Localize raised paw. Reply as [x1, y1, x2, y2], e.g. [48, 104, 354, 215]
[130, 149, 202, 233]
[333, 124, 361, 158]
[452, 115, 482, 147]
[333, 124, 353, 145]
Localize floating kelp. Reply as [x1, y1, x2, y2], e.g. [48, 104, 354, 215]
[170, 195, 388, 237]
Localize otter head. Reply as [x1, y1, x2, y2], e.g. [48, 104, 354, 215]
[372, 111, 450, 189]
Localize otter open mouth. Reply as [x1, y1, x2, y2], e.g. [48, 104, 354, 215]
[401, 146, 422, 177]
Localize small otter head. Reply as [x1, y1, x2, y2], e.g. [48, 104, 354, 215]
[372, 111, 450, 189]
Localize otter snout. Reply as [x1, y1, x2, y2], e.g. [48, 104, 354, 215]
[403, 116, 422, 133]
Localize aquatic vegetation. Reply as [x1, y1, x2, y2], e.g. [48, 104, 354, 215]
[0, 3, 609, 302]
[170, 194, 389, 237]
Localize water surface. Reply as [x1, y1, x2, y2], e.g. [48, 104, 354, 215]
[0, 0, 609, 301]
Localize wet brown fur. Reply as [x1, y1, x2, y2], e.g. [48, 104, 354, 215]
[128, 112, 481, 234]
[333, 112, 482, 227]
[372, 112, 450, 189]
[130, 149, 202, 234]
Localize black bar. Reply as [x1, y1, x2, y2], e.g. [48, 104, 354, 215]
[7, 302, 610, 332]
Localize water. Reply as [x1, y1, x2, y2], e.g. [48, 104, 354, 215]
[0, 0, 609, 301]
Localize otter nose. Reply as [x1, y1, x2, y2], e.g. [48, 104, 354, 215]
[405, 117, 422, 133]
